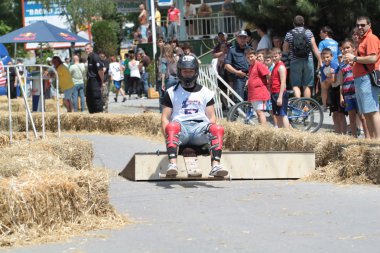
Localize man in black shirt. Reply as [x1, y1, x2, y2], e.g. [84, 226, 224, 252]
[85, 43, 104, 113]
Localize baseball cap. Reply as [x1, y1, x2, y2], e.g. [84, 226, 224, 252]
[237, 30, 248, 37]
[137, 48, 145, 54]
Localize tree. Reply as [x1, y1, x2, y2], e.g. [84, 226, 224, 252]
[91, 20, 119, 56]
[235, 0, 380, 41]
[0, 21, 12, 37]
[0, 0, 22, 31]
[0, 0, 23, 57]
[36, 0, 117, 33]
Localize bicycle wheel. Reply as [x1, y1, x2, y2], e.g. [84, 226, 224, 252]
[227, 101, 273, 126]
[287, 97, 324, 133]
[288, 96, 298, 105]
[226, 103, 239, 121]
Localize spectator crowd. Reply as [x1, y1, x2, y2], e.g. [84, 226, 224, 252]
[0, 12, 379, 140]
[210, 15, 379, 139]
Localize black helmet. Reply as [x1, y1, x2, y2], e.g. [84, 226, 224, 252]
[177, 55, 199, 89]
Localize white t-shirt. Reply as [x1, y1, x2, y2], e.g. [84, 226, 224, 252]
[109, 62, 124, 81]
[129, 60, 141, 78]
[184, 4, 196, 18]
[256, 34, 273, 51]
[167, 85, 214, 123]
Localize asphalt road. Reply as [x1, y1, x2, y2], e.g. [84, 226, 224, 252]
[4, 134, 380, 253]
[3, 94, 376, 252]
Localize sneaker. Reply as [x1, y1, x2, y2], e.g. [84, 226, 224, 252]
[166, 163, 178, 176]
[122, 97, 126, 102]
[114, 97, 117, 103]
[209, 164, 228, 177]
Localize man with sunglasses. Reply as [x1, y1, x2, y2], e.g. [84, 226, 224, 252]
[343, 16, 380, 139]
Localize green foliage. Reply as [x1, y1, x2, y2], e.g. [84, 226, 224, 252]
[0, 0, 22, 30]
[235, 0, 380, 41]
[0, 0, 22, 56]
[92, 20, 119, 56]
[125, 13, 139, 32]
[0, 21, 12, 36]
[106, 11, 126, 45]
[35, 45, 55, 64]
[37, 0, 117, 33]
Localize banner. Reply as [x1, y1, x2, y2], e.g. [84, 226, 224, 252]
[22, 0, 89, 49]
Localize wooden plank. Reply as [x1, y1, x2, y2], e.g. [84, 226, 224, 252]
[119, 151, 315, 181]
[184, 156, 203, 177]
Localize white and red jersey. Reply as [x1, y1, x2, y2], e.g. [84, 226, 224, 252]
[164, 84, 214, 123]
[0, 61, 6, 86]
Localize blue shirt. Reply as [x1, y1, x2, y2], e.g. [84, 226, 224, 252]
[319, 38, 341, 65]
[321, 60, 339, 82]
[225, 43, 250, 79]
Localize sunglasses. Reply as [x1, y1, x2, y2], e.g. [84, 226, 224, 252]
[356, 24, 367, 28]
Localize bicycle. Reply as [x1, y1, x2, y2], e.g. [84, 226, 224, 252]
[227, 97, 324, 133]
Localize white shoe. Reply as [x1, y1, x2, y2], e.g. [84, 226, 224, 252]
[209, 164, 228, 177]
[166, 163, 178, 176]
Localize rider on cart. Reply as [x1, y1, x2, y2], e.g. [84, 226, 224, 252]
[161, 54, 228, 177]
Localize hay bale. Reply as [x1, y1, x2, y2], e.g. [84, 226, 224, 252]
[0, 149, 72, 177]
[1, 111, 380, 185]
[0, 98, 59, 113]
[0, 133, 11, 147]
[339, 145, 367, 180]
[31, 137, 93, 170]
[0, 168, 127, 247]
[361, 145, 380, 184]
[0, 136, 126, 247]
[305, 162, 342, 183]
[0, 112, 163, 137]
[0, 137, 93, 174]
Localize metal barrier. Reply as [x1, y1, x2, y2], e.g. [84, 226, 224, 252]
[161, 14, 243, 39]
[198, 64, 223, 119]
[2, 64, 61, 142]
[186, 14, 242, 38]
[198, 61, 244, 119]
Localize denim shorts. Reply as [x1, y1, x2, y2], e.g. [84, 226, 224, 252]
[354, 75, 380, 114]
[113, 80, 122, 89]
[343, 95, 358, 112]
[177, 121, 210, 147]
[63, 87, 74, 100]
[271, 92, 289, 116]
[290, 58, 314, 87]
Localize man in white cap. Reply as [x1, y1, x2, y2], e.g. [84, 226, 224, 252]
[224, 30, 251, 101]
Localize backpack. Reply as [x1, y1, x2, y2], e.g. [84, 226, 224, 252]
[290, 28, 310, 58]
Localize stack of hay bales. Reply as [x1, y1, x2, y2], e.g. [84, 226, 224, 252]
[0, 96, 59, 113]
[0, 112, 378, 185]
[0, 112, 163, 137]
[222, 122, 380, 184]
[0, 136, 127, 247]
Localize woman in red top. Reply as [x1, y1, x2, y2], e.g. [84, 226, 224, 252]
[270, 48, 290, 128]
[245, 48, 270, 124]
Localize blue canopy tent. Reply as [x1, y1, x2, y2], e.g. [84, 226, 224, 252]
[0, 21, 87, 138]
[0, 21, 89, 44]
[0, 43, 11, 95]
[0, 43, 11, 64]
